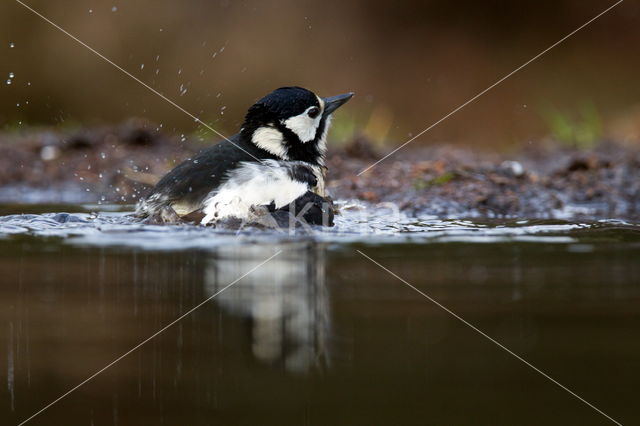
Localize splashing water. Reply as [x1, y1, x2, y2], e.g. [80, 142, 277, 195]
[0, 203, 637, 251]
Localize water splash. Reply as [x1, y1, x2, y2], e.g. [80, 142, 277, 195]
[0, 203, 637, 251]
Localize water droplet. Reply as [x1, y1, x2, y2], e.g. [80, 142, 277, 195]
[100, 152, 107, 159]
[40, 146, 59, 161]
[6, 80, 11, 85]
[9, 42, 15, 48]
[89, 9, 93, 14]
[140, 64, 145, 70]
[8, 72, 14, 78]
[111, 6, 118, 12]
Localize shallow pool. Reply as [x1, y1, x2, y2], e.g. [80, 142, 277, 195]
[1, 204, 638, 425]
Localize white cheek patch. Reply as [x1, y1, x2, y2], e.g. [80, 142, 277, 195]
[282, 106, 321, 143]
[251, 126, 288, 159]
[201, 160, 309, 224]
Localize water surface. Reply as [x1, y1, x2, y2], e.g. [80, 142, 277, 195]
[0, 204, 638, 425]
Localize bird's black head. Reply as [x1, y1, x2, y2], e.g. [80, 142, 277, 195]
[241, 87, 353, 165]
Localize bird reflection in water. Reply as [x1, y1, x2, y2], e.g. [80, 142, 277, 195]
[204, 243, 330, 373]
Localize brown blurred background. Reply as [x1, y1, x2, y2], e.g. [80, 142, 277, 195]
[1, 0, 639, 148]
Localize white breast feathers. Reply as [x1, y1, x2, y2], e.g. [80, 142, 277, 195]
[201, 160, 312, 225]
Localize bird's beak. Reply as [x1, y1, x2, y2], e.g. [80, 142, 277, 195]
[323, 92, 354, 116]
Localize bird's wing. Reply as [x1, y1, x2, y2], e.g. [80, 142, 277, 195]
[147, 135, 260, 215]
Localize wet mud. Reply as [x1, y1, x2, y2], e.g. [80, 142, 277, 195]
[1, 121, 638, 220]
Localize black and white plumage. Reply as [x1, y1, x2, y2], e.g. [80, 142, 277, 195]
[200, 160, 320, 224]
[136, 87, 353, 226]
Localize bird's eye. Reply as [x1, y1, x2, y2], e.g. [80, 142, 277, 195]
[307, 107, 320, 118]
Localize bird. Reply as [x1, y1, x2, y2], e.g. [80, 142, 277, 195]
[135, 87, 353, 226]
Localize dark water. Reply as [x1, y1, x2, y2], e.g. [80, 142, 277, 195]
[1, 205, 639, 425]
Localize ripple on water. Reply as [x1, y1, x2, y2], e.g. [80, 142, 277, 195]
[0, 203, 638, 250]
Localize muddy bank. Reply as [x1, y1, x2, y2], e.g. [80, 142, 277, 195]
[329, 137, 640, 219]
[1, 121, 639, 220]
